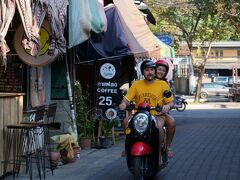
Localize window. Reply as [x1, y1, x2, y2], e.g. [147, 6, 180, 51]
[202, 83, 212, 88]
[214, 84, 225, 88]
[237, 49, 240, 58]
[215, 51, 219, 57]
[215, 50, 223, 58]
[213, 76, 228, 83]
[220, 50, 223, 57]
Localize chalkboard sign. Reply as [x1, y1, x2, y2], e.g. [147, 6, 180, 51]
[94, 57, 121, 120]
[0, 61, 23, 93]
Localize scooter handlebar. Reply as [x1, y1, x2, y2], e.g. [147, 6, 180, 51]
[153, 105, 162, 112]
[126, 103, 135, 111]
[125, 103, 163, 112]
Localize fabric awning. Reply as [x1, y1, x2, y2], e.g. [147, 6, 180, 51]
[113, 0, 161, 58]
[90, 4, 131, 58]
[156, 38, 172, 58]
[68, 0, 107, 48]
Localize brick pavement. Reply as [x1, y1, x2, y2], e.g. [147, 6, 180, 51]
[157, 106, 240, 180]
[2, 101, 240, 180]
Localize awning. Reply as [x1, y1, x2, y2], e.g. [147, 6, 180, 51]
[68, 0, 107, 48]
[156, 39, 171, 58]
[113, 0, 161, 58]
[89, 4, 131, 58]
[76, 4, 131, 61]
[133, 0, 156, 25]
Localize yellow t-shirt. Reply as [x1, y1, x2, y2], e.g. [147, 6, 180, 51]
[125, 79, 173, 108]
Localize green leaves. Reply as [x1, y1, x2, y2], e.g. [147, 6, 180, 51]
[146, 0, 240, 102]
[147, 0, 240, 46]
[74, 81, 95, 139]
[101, 119, 119, 137]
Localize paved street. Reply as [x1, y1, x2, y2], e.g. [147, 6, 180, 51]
[159, 107, 240, 180]
[2, 101, 240, 180]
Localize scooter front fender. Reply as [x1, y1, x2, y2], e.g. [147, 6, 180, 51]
[131, 142, 152, 156]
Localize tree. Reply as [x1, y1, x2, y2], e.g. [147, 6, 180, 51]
[194, 14, 234, 101]
[215, 0, 240, 40]
[146, 0, 238, 102]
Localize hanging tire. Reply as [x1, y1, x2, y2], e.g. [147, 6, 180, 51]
[176, 102, 186, 112]
[133, 157, 144, 180]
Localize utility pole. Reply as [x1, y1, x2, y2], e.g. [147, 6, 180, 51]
[232, 64, 238, 87]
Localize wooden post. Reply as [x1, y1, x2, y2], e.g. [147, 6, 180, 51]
[97, 120, 103, 145]
[111, 126, 115, 145]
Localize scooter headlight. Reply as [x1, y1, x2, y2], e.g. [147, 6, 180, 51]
[133, 113, 149, 134]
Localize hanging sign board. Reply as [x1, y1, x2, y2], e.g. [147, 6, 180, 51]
[155, 34, 173, 46]
[14, 20, 57, 67]
[95, 57, 121, 120]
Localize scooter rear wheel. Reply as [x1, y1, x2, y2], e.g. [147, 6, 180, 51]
[176, 102, 186, 112]
[133, 157, 144, 180]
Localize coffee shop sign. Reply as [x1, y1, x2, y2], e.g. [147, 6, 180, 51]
[97, 82, 117, 93]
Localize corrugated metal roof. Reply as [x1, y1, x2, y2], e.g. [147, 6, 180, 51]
[205, 62, 240, 69]
[193, 41, 240, 48]
[176, 41, 240, 55]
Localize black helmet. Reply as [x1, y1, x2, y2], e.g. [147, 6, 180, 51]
[140, 60, 156, 75]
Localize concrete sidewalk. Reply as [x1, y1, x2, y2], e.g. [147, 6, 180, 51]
[2, 137, 125, 180]
[177, 95, 240, 109]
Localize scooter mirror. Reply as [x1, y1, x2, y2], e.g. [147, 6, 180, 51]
[119, 88, 127, 96]
[163, 90, 172, 98]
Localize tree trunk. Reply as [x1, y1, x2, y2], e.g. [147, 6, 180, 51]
[194, 64, 205, 102]
[194, 43, 212, 103]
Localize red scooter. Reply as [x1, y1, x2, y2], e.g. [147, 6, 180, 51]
[124, 91, 172, 180]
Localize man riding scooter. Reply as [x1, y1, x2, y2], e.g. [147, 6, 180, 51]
[119, 60, 174, 162]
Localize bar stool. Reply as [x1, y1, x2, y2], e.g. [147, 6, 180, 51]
[2, 123, 43, 180]
[2, 104, 56, 179]
[21, 105, 52, 178]
[22, 104, 58, 176]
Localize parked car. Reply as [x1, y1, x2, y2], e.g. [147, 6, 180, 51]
[200, 82, 231, 99]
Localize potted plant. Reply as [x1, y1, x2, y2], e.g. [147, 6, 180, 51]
[74, 81, 96, 149]
[76, 110, 96, 149]
[51, 127, 81, 164]
[99, 119, 118, 148]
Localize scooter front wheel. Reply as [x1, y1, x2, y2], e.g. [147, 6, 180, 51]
[133, 157, 144, 180]
[176, 102, 186, 112]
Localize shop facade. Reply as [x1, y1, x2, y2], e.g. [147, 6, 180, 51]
[0, 0, 174, 176]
